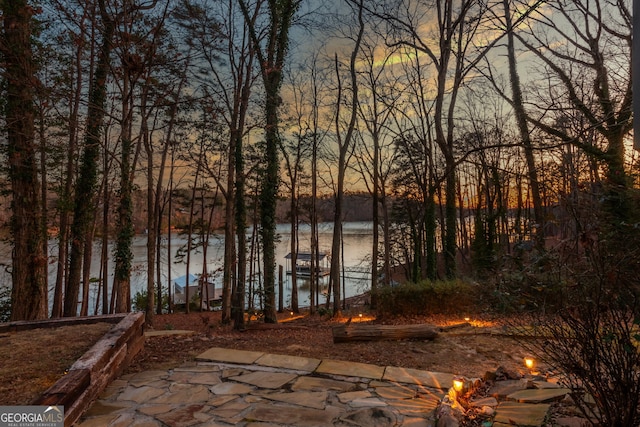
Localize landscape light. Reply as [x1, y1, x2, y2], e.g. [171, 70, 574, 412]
[524, 357, 535, 370]
[452, 377, 464, 393]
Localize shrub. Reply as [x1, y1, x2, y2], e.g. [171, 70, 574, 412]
[373, 279, 478, 317]
[0, 286, 10, 322]
[514, 211, 640, 426]
[132, 289, 169, 313]
[488, 252, 566, 314]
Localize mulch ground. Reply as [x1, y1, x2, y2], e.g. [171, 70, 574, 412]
[0, 309, 533, 406]
[0, 323, 113, 405]
[128, 310, 531, 379]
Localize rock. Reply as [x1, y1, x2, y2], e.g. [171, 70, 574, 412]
[480, 406, 494, 416]
[554, 416, 589, 427]
[495, 366, 520, 380]
[483, 371, 497, 382]
[437, 414, 459, 427]
[339, 407, 398, 427]
[488, 380, 526, 398]
[469, 397, 498, 407]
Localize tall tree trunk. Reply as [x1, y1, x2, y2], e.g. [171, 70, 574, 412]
[232, 85, 251, 330]
[503, 0, 544, 251]
[65, 1, 114, 317]
[380, 183, 392, 287]
[167, 146, 175, 313]
[310, 133, 319, 314]
[52, 37, 84, 317]
[80, 225, 95, 315]
[261, 78, 280, 323]
[185, 142, 204, 314]
[330, 1, 364, 316]
[289, 187, 299, 313]
[101, 179, 110, 314]
[222, 126, 236, 324]
[114, 72, 135, 314]
[2, 0, 48, 320]
[144, 114, 156, 323]
[38, 97, 49, 315]
[239, 0, 301, 324]
[371, 133, 380, 308]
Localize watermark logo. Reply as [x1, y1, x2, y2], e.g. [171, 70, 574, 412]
[0, 406, 63, 427]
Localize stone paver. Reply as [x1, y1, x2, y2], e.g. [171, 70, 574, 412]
[196, 347, 264, 364]
[316, 358, 385, 379]
[291, 375, 356, 392]
[244, 403, 342, 427]
[384, 366, 454, 389]
[255, 353, 321, 372]
[507, 387, 571, 403]
[261, 390, 328, 409]
[228, 370, 298, 389]
[76, 347, 560, 426]
[494, 401, 551, 426]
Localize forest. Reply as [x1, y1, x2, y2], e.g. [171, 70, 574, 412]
[0, 0, 637, 333]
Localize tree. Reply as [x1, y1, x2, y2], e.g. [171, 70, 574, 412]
[326, 0, 364, 316]
[374, 0, 498, 277]
[239, 0, 301, 323]
[501, 0, 545, 251]
[176, 0, 259, 328]
[281, 67, 314, 313]
[138, 0, 183, 325]
[352, 32, 399, 304]
[1, 0, 48, 320]
[514, 0, 633, 220]
[42, 0, 94, 318]
[64, 0, 115, 317]
[385, 39, 440, 281]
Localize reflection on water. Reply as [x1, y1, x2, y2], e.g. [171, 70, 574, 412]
[0, 222, 374, 314]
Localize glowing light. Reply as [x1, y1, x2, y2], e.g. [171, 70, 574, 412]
[524, 358, 535, 370]
[453, 377, 465, 392]
[464, 317, 470, 322]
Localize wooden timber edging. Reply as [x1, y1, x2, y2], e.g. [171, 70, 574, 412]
[0, 313, 130, 333]
[332, 323, 439, 343]
[31, 312, 145, 427]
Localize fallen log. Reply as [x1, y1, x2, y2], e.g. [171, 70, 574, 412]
[332, 323, 439, 343]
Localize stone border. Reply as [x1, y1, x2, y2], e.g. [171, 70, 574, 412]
[15, 312, 146, 427]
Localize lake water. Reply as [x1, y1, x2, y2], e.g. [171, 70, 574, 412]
[0, 222, 375, 314]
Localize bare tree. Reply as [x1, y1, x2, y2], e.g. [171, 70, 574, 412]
[325, 0, 365, 316]
[64, 0, 115, 317]
[373, 0, 499, 277]
[351, 33, 399, 304]
[139, 0, 186, 325]
[280, 66, 315, 313]
[514, 0, 633, 220]
[45, 0, 94, 318]
[501, 0, 545, 250]
[239, 0, 302, 323]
